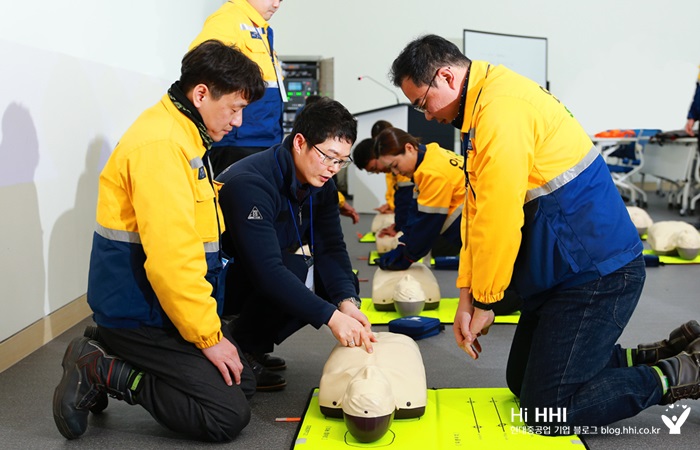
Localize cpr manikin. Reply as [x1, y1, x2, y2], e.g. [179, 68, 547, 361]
[647, 221, 700, 260]
[372, 264, 440, 311]
[392, 273, 426, 316]
[626, 206, 654, 236]
[372, 213, 401, 254]
[371, 213, 395, 234]
[318, 332, 427, 442]
[376, 231, 403, 254]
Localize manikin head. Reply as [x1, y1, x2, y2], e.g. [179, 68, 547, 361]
[341, 366, 396, 443]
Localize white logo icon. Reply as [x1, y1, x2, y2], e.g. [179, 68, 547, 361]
[661, 405, 691, 434]
[248, 206, 263, 220]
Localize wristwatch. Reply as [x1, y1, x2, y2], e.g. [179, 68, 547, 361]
[338, 297, 362, 310]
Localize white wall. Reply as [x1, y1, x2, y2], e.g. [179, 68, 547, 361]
[1, 0, 699, 342]
[0, 0, 221, 342]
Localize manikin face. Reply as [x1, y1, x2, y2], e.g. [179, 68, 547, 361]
[247, 0, 283, 21]
[400, 67, 462, 125]
[376, 143, 418, 178]
[192, 85, 249, 142]
[292, 134, 353, 187]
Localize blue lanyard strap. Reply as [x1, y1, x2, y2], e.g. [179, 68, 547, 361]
[275, 146, 314, 257]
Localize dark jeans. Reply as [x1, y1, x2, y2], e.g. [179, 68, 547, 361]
[209, 145, 266, 178]
[506, 255, 662, 432]
[98, 323, 255, 442]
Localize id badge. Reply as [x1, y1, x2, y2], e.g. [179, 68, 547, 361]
[304, 256, 315, 292]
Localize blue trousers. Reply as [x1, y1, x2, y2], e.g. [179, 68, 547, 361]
[506, 255, 663, 432]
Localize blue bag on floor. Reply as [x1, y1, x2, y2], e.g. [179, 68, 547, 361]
[388, 316, 443, 340]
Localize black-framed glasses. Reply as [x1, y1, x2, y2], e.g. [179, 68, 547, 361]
[413, 68, 440, 113]
[313, 144, 353, 169]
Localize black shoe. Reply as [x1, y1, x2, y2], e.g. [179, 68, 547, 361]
[245, 353, 287, 391]
[637, 320, 700, 365]
[251, 352, 286, 371]
[656, 337, 700, 404]
[82, 326, 108, 414]
[53, 337, 106, 439]
[53, 337, 135, 439]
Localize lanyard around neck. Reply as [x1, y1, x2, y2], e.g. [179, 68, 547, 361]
[275, 147, 314, 257]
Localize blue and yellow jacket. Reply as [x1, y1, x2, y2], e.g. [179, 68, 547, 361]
[399, 143, 465, 259]
[87, 94, 225, 349]
[190, 0, 284, 148]
[456, 61, 642, 305]
[216, 137, 358, 331]
[385, 173, 414, 231]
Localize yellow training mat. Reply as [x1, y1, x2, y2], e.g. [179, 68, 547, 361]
[643, 249, 700, 264]
[293, 388, 583, 449]
[368, 250, 431, 266]
[361, 298, 520, 325]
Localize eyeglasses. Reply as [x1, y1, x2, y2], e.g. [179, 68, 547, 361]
[313, 144, 353, 169]
[413, 68, 440, 113]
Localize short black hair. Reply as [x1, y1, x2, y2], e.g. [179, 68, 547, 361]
[371, 120, 393, 139]
[390, 34, 470, 87]
[292, 97, 357, 147]
[180, 39, 265, 103]
[304, 94, 322, 106]
[352, 138, 375, 170]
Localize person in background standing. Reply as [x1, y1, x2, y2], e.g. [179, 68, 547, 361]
[190, 0, 286, 176]
[684, 65, 700, 136]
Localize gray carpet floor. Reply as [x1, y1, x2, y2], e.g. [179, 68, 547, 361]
[1, 191, 698, 449]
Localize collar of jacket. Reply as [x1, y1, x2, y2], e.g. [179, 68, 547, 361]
[414, 143, 427, 172]
[275, 135, 321, 203]
[230, 0, 269, 27]
[161, 94, 207, 159]
[460, 60, 492, 135]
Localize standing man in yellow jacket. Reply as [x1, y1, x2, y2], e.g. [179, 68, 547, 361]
[190, 0, 286, 176]
[390, 34, 700, 434]
[52, 40, 265, 442]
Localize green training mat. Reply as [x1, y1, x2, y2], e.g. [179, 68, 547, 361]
[292, 388, 583, 449]
[360, 232, 376, 243]
[643, 249, 700, 264]
[360, 297, 520, 325]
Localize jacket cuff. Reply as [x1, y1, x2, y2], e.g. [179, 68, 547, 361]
[472, 299, 496, 311]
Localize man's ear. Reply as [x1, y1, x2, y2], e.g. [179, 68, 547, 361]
[292, 133, 307, 154]
[441, 67, 459, 91]
[190, 84, 209, 107]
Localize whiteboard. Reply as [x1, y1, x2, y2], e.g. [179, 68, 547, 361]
[463, 29, 548, 88]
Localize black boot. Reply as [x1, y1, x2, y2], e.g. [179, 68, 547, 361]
[655, 337, 700, 405]
[83, 326, 109, 414]
[635, 320, 700, 365]
[53, 337, 139, 439]
[244, 353, 287, 391]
